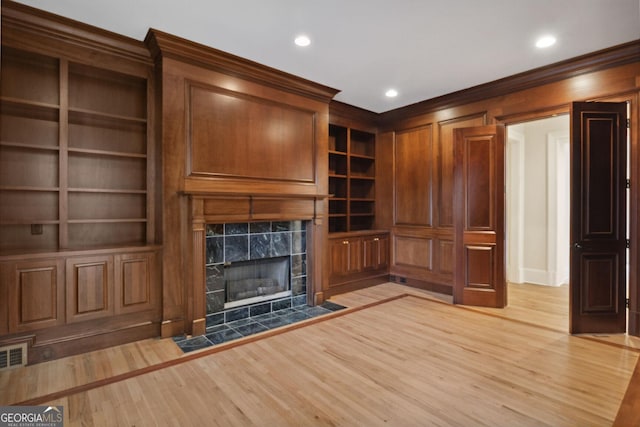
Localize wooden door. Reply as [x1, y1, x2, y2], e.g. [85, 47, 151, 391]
[570, 102, 627, 334]
[453, 125, 506, 307]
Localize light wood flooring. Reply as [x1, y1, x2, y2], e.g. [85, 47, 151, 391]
[1, 282, 639, 426]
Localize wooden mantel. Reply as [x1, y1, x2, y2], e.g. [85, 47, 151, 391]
[146, 29, 337, 337]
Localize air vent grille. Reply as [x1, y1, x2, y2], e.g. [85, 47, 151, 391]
[0, 343, 27, 370]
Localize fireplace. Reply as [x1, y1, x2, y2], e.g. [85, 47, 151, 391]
[204, 220, 308, 326]
[224, 256, 290, 308]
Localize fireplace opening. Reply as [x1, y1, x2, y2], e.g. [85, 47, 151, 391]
[224, 256, 291, 309]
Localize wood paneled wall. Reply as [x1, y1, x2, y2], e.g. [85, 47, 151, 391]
[377, 42, 640, 310]
[387, 115, 485, 289]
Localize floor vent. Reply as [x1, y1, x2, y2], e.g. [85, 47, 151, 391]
[0, 343, 27, 370]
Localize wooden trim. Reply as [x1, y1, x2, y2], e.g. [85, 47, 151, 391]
[144, 29, 339, 103]
[181, 190, 330, 199]
[329, 100, 379, 129]
[28, 321, 159, 365]
[328, 229, 390, 239]
[322, 275, 390, 299]
[0, 245, 162, 262]
[1, 0, 152, 70]
[391, 276, 453, 296]
[380, 39, 640, 122]
[58, 59, 69, 249]
[189, 199, 206, 336]
[146, 68, 157, 245]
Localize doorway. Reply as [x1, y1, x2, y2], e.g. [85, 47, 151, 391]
[454, 103, 633, 335]
[506, 115, 570, 331]
[505, 105, 632, 333]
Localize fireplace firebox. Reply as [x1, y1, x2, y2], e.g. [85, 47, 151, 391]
[224, 256, 291, 308]
[205, 221, 308, 326]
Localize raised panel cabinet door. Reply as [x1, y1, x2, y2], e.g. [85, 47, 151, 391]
[570, 102, 627, 334]
[114, 252, 159, 315]
[453, 125, 506, 307]
[329, 238, 349, 283]
[329, 237, 363, 284]
[363, 235, 389, 271]
[5, 258, 65, 333]
[66, 255, 114, 323]
[363, 237, 377, 271]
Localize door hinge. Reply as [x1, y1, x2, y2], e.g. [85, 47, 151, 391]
[626, 239, 630, 249]
[627, 118, 630, 129]
[626, 179, 630, 189]
[626, 298, 630, 308]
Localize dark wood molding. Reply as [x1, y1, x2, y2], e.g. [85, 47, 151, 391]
[0, 245, 162, 262]
[380, 39, 640, 123]
[322, 276, 390, 299]
[1, 0, 152, 69]
[182, 191, 330, 199]
[329, 100, 379, 129]
[391, 276, 454, 296]
[144, 29, 340, 103]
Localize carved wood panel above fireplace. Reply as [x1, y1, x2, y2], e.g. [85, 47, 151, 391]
[188, 83, 316, 183]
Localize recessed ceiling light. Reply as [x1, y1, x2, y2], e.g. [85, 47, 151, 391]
[385, 89, 398, 98]
[535, 35, 556, 48]
[294, 35, 311, 47]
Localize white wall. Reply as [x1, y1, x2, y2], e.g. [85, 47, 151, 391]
[506, 115, 569, 286]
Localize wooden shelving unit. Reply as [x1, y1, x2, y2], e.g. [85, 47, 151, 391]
[0, 1, 161, 364]
[328, 124, 376, 233]
[0, 47, 150, 252]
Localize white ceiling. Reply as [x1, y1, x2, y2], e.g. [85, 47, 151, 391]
[12, 0, 640, 113]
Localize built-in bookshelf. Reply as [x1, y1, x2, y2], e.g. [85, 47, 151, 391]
[0, 46, 150, 252]
[328, 124, 375, 233]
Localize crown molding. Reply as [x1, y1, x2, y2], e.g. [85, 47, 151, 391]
[1, 0, 151, 70]
[329, 100, 378, 129]
[380, 39, 640, 123]
[145, 29, 340, 104]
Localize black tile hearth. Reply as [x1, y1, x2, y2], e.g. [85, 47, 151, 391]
[205, 328, 244, 345]
[173, 301, 346, 353]
[173, 335, 213, 353]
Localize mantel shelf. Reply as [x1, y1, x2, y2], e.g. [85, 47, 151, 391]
[181, 191, 331, 200]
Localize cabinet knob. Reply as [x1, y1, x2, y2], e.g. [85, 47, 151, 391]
[342, 240, 349, 245]
[373, 237, 379, 241]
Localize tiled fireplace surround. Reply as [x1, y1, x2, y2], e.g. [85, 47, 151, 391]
[204, 220, 308, 328]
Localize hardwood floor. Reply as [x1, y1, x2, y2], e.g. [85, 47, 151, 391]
[1, 282, 639, 426]
[0, 335, 184, 407]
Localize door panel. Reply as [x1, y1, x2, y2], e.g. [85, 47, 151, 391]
[570, 102, 627, 334]
[453, 125, 506, 307]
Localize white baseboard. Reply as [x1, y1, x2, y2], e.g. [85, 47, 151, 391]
[520, 268, 567, 287]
